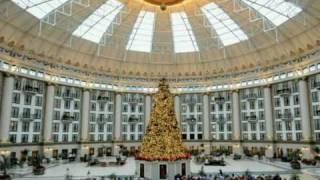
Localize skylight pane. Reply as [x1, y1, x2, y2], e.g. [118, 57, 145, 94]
[201, 2, 248, 46]
[171, 12, 199, 53]
[72, 0, 124, 43]
[126, 11, 155, 53]
[241, 0, 302, 26]
[12, 0, 69, 19]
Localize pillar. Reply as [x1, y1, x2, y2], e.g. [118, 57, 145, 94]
[232, 90, 241, 141]
[203, 94, 210, 140]
[0, 74, 14, 143]
[174, 95, 181, 127]
[43, 84, 55, 142]
[80, 89, 90, 142]
[264, 86, 274, 141]
[114, 93, 122, 141]
[145, 94, 152, 130]
[298, 78, 312, 141]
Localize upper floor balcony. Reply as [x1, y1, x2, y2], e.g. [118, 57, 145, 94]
[128, 116, 140, 124]
[245, 114, 257, 121]
[243, 94, 257, 101]
[279, 112, 293, 121]
[213, 96, 225, 104]
[23, 85, 40, 94]
[61, 113, 75, 123]
[62, 92, 77, 100]
[276, 88, 292, 96]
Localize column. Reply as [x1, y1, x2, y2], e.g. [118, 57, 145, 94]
[145, 95, 151, 131]
[174, 95, 181, 126]
[264, 86, 274, 141]
[232, 90, 241, 141]
[114, 93, 122, 141]
[0, 74, 14, 143]
[43, 84, 55, 142]
[299, 78, 312, 141]
[80, 89, 90, 142]
[203, 94, 210, 140]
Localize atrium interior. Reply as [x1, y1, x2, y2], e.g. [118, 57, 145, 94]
[0, 0, 320, 179]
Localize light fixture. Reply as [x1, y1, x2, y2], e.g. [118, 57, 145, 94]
[144, 0, 184, 11]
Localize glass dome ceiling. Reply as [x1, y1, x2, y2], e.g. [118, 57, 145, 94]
[0, 0, 319, 80]
[11, 0, 302, 53]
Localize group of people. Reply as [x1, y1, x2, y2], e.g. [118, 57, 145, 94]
[175, 171, 286, 180]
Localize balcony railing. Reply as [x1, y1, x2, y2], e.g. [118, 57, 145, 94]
[23, 85, 40, 94]
[97, 96, 110, 102]
[280, 113, 293, 121]
[96, 117, 107, 124]
[127, 98, 143, 104]
[313, 82, 320, 89]
[128, 116, 139, 123]
[185, 117, 197, 124]
[20, 114, 34, 122]
[276, 88, 291, 96]
[245, 115, 257, 121]
[213, 96, 225, 104]
[62, 93, 76, 99]
[244, 94, 257, 101]
[61, 114, 74, 123]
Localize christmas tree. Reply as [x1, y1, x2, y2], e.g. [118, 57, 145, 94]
[137, 79, 190, 161]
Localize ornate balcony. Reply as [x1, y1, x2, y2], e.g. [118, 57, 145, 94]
[61, 113, 74, 123]
[280, 113, 293, 121]
[62, 92, 76, 99]
[20, 114, 34, 122]
[185, 117, 197, 124]
[128, 116, 140, 123]
[213, 96, 225, 104]
[245, 115, 257, 121]
[244, 94, 257, 101]
[23, 85, 40, 94]
[276, 88, 291, 96]
[97, 95, 110, 103]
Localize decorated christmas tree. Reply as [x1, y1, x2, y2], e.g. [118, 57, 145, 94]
[137, 79, 190, 161]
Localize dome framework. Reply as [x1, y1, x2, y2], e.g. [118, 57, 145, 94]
[0, 0, 319, 82]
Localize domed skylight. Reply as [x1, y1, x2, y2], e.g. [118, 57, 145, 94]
[10, 0, 303, 53]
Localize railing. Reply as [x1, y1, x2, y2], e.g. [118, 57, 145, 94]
[128, 116, 140, 123]
[97, 96, 111, 102]
[276, 88, 291, 96]
[244, 94, 257, 100]
[185, 117, 197, 124]
[213, 96, 225, 104]
[61, 114, 74, 123]
[62, 93, 76, 99]
[280, 113, 293, 121]
[20, 114, 34, 122]
[23, 85, 40, 94]
[245, 115, 257, 121]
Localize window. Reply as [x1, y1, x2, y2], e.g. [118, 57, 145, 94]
[33, 122, 41, 132]
[171, 12, 199, 53]
[11, 107, 19, 118]
[35, 96, 42, 106]
[10, 121, 18, 132]
[22, 122, 30, 132]
[72, 0, 124, 43]
[126, 11, 155, 52]
[24, 94, 32, 105]
[241, 0, 302, 26]
[201, 2, 248, 46]
[21, 134, 29, 143]
[12, 0, 69, 19]
[13, 93, 20, 104]
[53, 123, 59, 132]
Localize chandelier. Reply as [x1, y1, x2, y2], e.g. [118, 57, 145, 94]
[144, 0, 184, 10]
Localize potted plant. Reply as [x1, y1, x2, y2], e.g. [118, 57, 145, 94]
[0, 155, 11, 180]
